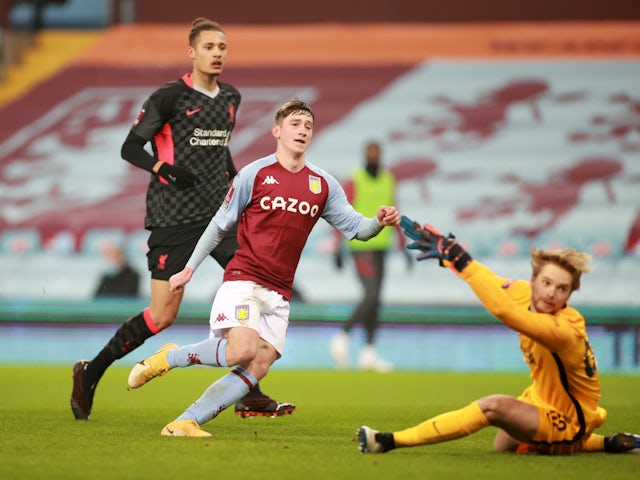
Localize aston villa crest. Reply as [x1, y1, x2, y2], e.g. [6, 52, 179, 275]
[235, 304, 249, 321]
[308, 175, 321, 194]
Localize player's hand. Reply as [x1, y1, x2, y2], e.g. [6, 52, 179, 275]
[169, 268, 195, 294]
[157, 163, 198, 190]
[400, 215, 472, 273]
[376, 206, 400, 227]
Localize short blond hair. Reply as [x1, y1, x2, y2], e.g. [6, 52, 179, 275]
[530, 247, 592, 291]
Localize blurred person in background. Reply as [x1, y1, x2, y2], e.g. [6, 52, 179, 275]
[71, 17, 293, 421]
[330, 141, 410, 372]
[93, 242, 140, 298]
[357, 216, 640, 455]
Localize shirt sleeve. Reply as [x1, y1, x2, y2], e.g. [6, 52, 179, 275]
[121, 86, 176, 171]
[459, 261, 578, 352]
[320, 171, 364, 240]
[120, 131, 156, 172]
[354, 216, 383, 240]
[185, 219, 227, 271]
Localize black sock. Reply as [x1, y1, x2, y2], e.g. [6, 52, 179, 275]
[85, 312, 154, 388]
[243, 383, 264, 398]
[376, 432, 396, 452]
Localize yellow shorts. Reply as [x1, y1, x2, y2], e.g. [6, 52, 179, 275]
[516, 388, 607, 455]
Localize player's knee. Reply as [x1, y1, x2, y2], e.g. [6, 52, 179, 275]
[478, 394, 512, 423]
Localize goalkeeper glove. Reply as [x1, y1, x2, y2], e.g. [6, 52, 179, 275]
[400, 215, 472, 273]
[157, 163, 198, 190]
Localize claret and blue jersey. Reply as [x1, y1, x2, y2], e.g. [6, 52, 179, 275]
[215, 154, 364, 300]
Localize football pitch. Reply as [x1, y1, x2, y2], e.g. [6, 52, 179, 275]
[1, 367, 637, 480]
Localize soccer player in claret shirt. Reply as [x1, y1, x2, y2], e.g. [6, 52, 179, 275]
[126, 98, 401, 437]
[70, 17, 293, 421]
[357, 217, 640, 455]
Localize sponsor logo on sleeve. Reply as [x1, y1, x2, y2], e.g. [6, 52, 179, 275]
[222, 185, 235, 211]
[133, 108, 146, 127]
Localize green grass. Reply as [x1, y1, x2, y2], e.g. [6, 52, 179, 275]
[1, 367, 638, 480]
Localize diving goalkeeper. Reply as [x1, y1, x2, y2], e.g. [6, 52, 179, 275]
[357, 216, 639, 455]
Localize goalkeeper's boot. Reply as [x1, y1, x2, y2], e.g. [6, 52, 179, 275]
[604, 433, 640, 453]
[356, 426, 396, 453]
[234, 395, 296, 418]
[70, 360, 95, 420]
[128, 343, 178, 389]
[161, 420, 211, 437]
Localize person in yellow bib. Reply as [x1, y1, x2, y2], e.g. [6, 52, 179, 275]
[330, 141, 411, 372]
[357, 216, 640, 455]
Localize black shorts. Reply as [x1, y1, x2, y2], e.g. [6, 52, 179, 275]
[146, 221, 239, 281]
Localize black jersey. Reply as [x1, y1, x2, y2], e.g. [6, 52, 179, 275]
[130, 73, 241, 228]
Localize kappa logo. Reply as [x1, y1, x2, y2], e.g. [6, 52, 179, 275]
[186, 108, 202, 116]
[262, 175, 279, 185]
[158, 253, 168, 270]
[215, 313, 227, 323]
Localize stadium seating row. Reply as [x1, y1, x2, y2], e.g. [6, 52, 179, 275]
[0, 228, 149, 257]
[0, 223, 636, 260]
[1, 220, 638, 304]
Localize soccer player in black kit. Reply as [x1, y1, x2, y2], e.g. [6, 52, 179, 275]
[71, 17, 294, 420]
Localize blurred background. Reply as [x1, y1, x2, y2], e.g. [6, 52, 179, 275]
[1, 0, 639, 372]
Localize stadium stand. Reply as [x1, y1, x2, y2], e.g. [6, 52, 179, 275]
[0, 228, 41, 253]
[0, 6, 637, 375]
[0, 17, 638, 308]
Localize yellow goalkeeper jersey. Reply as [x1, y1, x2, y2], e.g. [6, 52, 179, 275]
[459, 261, 606, 435]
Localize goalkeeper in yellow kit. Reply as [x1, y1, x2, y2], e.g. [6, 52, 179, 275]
[357, 216, 639, 455]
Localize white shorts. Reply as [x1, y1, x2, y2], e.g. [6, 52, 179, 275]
[208, 280, 290, 355]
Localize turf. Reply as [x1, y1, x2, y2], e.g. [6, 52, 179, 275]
[1, 366, 638, 480]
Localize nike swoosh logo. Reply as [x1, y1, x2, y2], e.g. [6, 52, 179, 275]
[186, 108, 202, 116]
